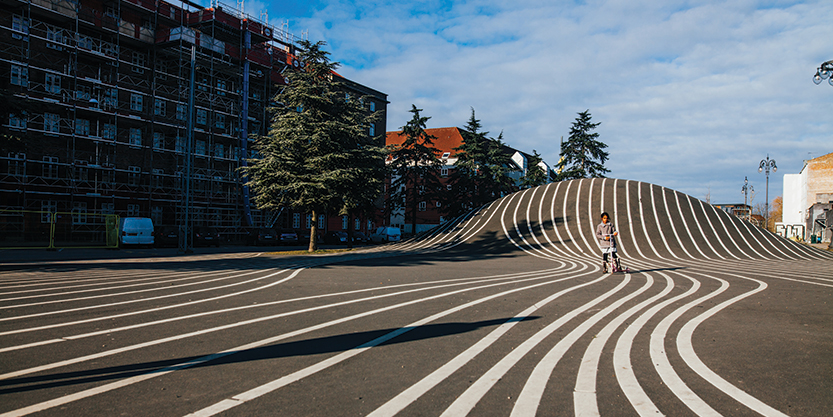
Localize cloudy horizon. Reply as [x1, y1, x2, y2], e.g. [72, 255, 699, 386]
[224, 0, 832, 207]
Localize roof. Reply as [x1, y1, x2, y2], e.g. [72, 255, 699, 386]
[386, 127, 465, 156]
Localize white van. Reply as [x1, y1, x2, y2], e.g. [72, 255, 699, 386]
[119, 217, 154, 246]
[371, 227, 402, 243]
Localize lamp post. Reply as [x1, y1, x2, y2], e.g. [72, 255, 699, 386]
[812, 60, 833, 86]
[741, 176, 754, 222]
[758, 155, 776, 231]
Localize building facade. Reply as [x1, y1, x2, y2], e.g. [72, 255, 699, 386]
[383, 127, 553, 234]
[0, 0, 386, 243]
[779, 151, 833, 242]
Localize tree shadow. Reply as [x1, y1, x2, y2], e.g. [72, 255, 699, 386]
[0, 316, 539, 395]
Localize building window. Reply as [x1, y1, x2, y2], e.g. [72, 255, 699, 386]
[9, 114, 26, 129]
[293, 213, 301, 229]
[41, 201, 57, 223]
[101, 203, 114, 214]
[176, 104, 186, 121]
[10, 65, 28, 87]
[74, 165, 88, 182]
[102, 169, 114, 185]
[355, 218, 361, 230]
[419, 201, 427, 211]
[306, 214, 311, 229]
[103, 88, 118, 109]
[318, 216, 325, 229]
[8, 153, 25, 176]
[196, 109, 207, 125]
[43, 113, 60, 133]
[151, 206, 163, 224]
[342, 215, 348, 230]
[130, 93, 143, 112]
[152, 169, 163, 188]
[153, 132, 164, 150]
[132, 51, 145, 73]
[216, 79, 227, 94]
[72, 202, 87, 225]
[75, 119, 90, 136]
[441, 166, 448, 176]
[214, 143, 225, 159]
[370, 101, 376, 112]
[154, 99, 166, 116]
[42, 156, 58, 179]
[215, 114, 225, 129]
[12, 15, 29, 35]
[76, 85, 91, 102]
[175, 136, 185, 153]
[127, 204, 140, 217]
[195, 140, 206, 156]
[369, 124, 375, 136]
[128, 166, 140, 186]
[45, 74, 61, 94]
[77, 34, 94, 50]
[155, 61, 167, 79]
[129, 128, 142, 147]
[46, 25, 63, 47]
[102, 123, 116, 140]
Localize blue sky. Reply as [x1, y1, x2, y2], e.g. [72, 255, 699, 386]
[224, 0, 832, 206]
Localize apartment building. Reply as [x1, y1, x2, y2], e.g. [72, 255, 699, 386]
[0, 0, 387, 242]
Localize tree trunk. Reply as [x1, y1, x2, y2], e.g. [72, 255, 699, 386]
[309, 210, 318, 252]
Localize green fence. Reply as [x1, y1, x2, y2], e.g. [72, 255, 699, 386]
[0, 209, 119, 249]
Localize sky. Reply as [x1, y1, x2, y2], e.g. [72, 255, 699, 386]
[223, 0, 832, 206]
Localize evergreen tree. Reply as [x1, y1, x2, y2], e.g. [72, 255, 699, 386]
[444, 109, 513, 217]
[520, 149, 547, 189]
[388, 105, 442, 236]
[556, 110, 609, 180]
[244, 40, 385, 252]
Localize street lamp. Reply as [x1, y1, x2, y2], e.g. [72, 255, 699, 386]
[758, 155, 776, 231]
[741, 176, 754, 222]
[812, 60, 833, 87]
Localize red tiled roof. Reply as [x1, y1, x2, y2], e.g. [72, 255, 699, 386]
[386, 127, 464, 156]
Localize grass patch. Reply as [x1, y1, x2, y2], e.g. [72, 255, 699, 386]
[265, 248, 353, 256]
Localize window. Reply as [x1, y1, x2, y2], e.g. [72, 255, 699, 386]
[127, 204, 140, 217]
[306, 214, 311, 229]
[10, 65, 28, 87]
[293, 213, 301, 229]
[8, 153, 25, 176]
[43, 113, 60, 133]
[419, 201, 427, 211]
[355, 218, 361, 230]
[215, 114, 225, 129]
[74, 119, 90, 136]
[130, 93, 143, 112]
[342, 215, 348, 230]
[214, 143, 225, 159]
[196, 109, 207, 125]
[72, 202, 87, 224]
[104, 6, 118, 19]
[9, 114, 26, 129]
[102, 123, 116, 140]
[74, 165, 88, 181]
[101, 203, 115, 214]
[12, 15, 29, 35]
[195, 140, 206, 156]
[45, 74, 61, 94]
[129, 128, 142, 146]
[42, 156, 58, 179]
[155, 61, 167, 79]
[132, 51, 145, 73]
[153, 132, 164, 150]
[154, 99, 165, 116]
[176, 104, 186, 121]
[442, 152, 451, 159]
[441, 167, 448, 176]
[41, 201, 57, 223]
[370, 101, 376, 112]
[151, 206, 163, 224]
[77, 34, 94, 50]
[102, 169, 114, 185]
[76, 85, 91, 101]
[318, 216, 325, 229]
[175, 136, 185, 153]
[152, 169, 163, 188]
[103, 88, 118, 109]
[46, 25, 63, 48]
[369, 125, 375, 136]
[128, 166, 140, 186]
[216, 79, 226, 94]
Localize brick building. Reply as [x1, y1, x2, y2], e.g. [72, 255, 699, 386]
[0, 0, 386, 243]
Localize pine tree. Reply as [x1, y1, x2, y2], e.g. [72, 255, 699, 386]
[388, 105, 442, 236]
[444, 109, 513, 217]
[244, 40, 385, 252]
[556, 110, 609, 180]
[520, 149, 547, 189]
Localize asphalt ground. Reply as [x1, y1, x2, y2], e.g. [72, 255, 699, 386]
[1, 179, 831, 417]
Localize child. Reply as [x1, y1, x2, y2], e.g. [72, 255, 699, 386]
[595, 212, 618, 273]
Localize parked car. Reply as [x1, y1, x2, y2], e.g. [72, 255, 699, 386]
[252, 228, 278, 246]
[349, 231, 371, 244]
[324, 231, 349, 245]
[295, 228, 322, 245]
[192, 226, 220, 247]
[119, 217, 154, 247]
[278, 228, 299, 245]
[371, 227, 402, 243]
[154, 226, 179, 248]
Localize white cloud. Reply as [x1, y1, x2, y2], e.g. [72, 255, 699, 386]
[275, 0, 832, 204]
